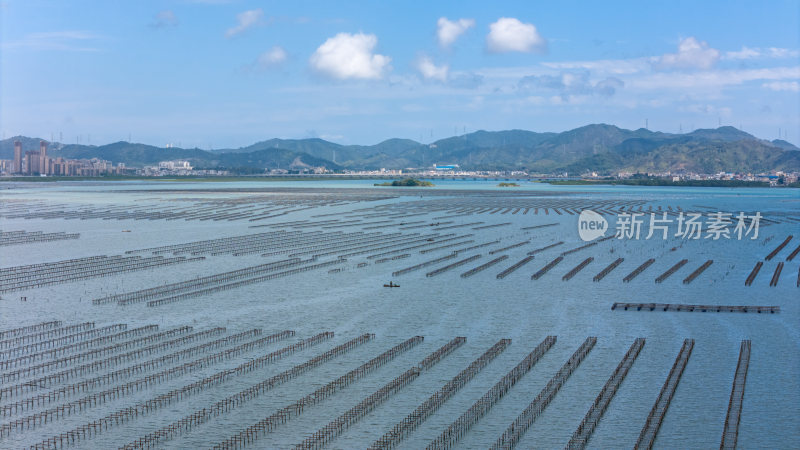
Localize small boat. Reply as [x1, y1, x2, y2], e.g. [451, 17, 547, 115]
[122, 230, 131, 233]
[383, 281, 400, 288]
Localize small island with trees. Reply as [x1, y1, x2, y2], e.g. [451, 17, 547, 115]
[374, 178, 435, 187]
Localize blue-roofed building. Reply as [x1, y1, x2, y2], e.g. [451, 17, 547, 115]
[434, 164, 459, 171]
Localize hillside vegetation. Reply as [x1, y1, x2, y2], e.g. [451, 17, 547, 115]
[3, 125, 797, 174]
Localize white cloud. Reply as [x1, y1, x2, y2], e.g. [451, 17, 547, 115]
[416, 56, 448, 81]
[257, 46, 287, 68]
[724, 46, 800, 60]
[226, 9, 264, 38]
[766, 47, 800, 58]
[724, 46, 760, 60]
[656, 37, 720, 70]
[309, 32, 390, 80]
[437, 17, 475, 48]
[487, 18, 546, 53]
[763, 81, 800, 92]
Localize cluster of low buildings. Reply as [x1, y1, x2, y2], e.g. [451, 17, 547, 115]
[266, 166, 332, 175]
[342, 164, 526, 178]
[2, 140, 129, 176]
[613, 170, 799, 185]
[708, 171, 797, 185]
[268, 165, 799, 183]
[339, 168, 403, 176]
[139, 161, 229, 176]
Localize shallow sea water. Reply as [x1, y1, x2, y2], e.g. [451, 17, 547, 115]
[0, 179, 798, 449]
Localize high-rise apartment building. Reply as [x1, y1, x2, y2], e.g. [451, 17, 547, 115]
[13, 140, 22, 173]
[39, 141, 48, 175]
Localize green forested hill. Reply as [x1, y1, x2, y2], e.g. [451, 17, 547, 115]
[3, 124, 797, 174]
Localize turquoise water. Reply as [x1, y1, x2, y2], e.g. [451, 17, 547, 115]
[0, 180, 798, 449]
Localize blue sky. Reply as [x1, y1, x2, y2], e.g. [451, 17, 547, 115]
[1, 0, 798, 148]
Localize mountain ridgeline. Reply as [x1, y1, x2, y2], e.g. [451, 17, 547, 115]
[2, 125, 798, 174]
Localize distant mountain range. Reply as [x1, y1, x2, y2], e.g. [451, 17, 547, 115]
[3, 124, 798, 174]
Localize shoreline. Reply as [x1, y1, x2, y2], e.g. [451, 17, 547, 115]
[0, 175, 794, 188]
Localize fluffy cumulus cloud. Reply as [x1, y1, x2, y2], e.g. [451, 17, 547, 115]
[226, 9, 264, 38]
[309, 33, 390, 80]
[518, 71, 624, 98]
[257, 46, 287, 68]
[416, 56, 448, 81]
[150, 10, 178, 29]
[487, 17, 546, 53]
[437, 17, 475, 48]
[656, 37, 720, 70]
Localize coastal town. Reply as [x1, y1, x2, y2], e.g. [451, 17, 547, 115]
[1, 139, 796, 186]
